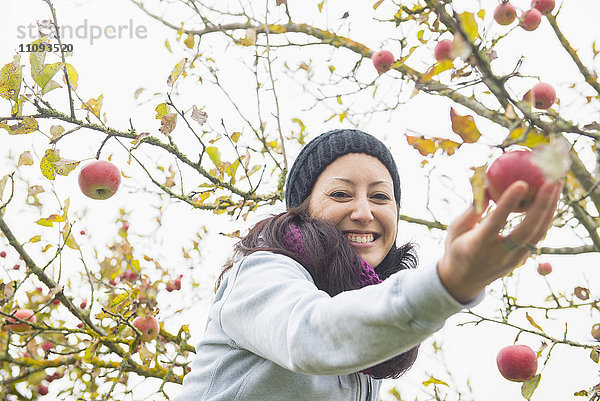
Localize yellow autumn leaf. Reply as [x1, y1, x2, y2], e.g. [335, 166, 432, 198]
[422, 60, 454, 81]
[167, 58, 187, 87]
[29, 235, 41, 243]
[85, 95, 104, 119]
[63, 63, 79, 90]
[470, 165, 487, 214]
[0, 116, 38, 135]
[405, 134, 462, 157]
[155, 103, 171, 119]
[525, 312, 544, 332]
[422, 376, 449, 387]
[184, 33, 195, 49]
[508, 125, 549, 148]
[457, 12, 478, 42]
[450, 108, 482, 143]
[62, 222, 79, 250]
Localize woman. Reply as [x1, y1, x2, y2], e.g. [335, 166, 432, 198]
[174, 128, 562, 400]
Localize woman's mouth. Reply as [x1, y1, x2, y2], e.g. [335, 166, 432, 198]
[345, 233, 379, 245]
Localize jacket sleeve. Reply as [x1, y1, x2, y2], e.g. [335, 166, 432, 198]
[217, 251, 483, 375]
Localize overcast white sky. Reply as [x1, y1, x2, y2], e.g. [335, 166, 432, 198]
[2, 1, 600, 400]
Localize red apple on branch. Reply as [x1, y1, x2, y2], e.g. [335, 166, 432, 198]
[523, 82, 556, 110]
[132, 316, 160, 342]
[494, 2, 517, 25]
[78, 160, 121, 200]
[434, 39, 454, 62]
[496, 344, 538, 382]
[371, 50, 395, 74]
[4, 309, 36, 332]
[532, 0, 555, 15]
[537, 262, 553, 276]
[520, 8, 542, 31]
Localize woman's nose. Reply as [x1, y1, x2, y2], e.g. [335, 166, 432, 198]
[350, 196, 374, 222]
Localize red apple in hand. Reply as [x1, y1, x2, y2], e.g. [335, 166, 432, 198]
[523, 82, 556, 110]
[494, 2, 517, 25]
[497, 344, 538, 382]
[434, 39, 454, 62]
[485, 150, 547, 212]
[78, 160, 121, 200]
[371, 50, 395, 74]
[132, 316, 160, 342]
[531, 0, 555, 15]
[520, 8, 542, 31]
[4, 309, 36, 332]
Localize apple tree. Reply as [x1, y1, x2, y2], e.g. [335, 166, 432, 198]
[1, 0, 600, 400]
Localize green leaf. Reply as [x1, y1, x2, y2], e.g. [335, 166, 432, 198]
[0, 116, 38, 135]
[41, 79, 62, 95]
[457, 12, 478, 42]
[29, 38, 49, 78]
[167, 58, 187, 87]
[206, 146, 222, 167]
[521, 374, 541, 400]
[0, 59, 23, 102]
[34, 62, 64, 90]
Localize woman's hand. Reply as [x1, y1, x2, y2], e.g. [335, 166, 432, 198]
[437, 180, 563, 304]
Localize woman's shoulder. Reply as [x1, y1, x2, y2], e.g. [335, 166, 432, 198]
[233, 250, 314, 282]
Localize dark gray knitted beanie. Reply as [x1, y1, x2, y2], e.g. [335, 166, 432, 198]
[284, 128, 401, 209]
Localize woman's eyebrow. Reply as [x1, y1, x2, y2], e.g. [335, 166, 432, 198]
[329, 177, 392, 187]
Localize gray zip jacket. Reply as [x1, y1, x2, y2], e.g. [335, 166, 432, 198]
[174, 251, 483, 401]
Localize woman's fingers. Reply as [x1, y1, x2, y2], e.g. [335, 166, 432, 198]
[508, 181, 562, 245]
[477, 181, 529, 241]
[445, 199, 489, 242]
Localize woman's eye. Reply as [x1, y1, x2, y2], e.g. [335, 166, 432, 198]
[372, 193, 391, 200]
[330, 191, 349, 198]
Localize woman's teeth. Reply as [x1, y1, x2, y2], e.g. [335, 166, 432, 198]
[347, 234, 374, 243]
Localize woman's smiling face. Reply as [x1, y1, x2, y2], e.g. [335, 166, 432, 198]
[308, 153, 398, 268]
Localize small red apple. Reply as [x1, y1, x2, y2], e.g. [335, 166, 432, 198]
[78, 160, 121, 200]
[80, 299, 87, 309]
[77, 322, 84, 329]
[132, 316, 160, 342]
[4, 309, 36, 332]
[371, 50, 395, 74]
[0, 251, 6, 258]
[523, 82, 556, 110]
[520, 8, 542, 31]
[38, 384, 49, 396]
[536, 262, 552, 276]
[531, 0, 555, 15]
[13, 264, 20, 270]
[592, 324, 600, 341]
[80, 230, 86, 235]
[434, 39, 454, 62]
[41, 341, 54, 351]
[496, 344, 538, 382]
[485, 150, 547, 212]
[494, 2, 517, 25]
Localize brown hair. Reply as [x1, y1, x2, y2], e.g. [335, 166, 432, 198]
[214, 198, 420, 378]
